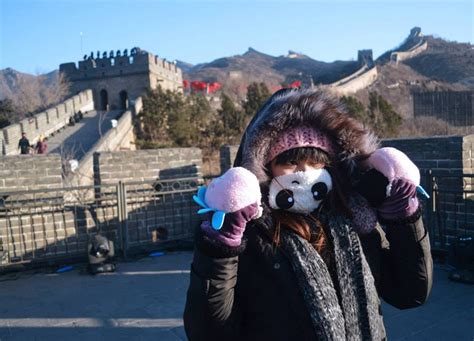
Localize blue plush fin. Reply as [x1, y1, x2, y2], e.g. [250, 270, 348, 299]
[197, 186, 207, 202]
[416, 185, 430, 199]
[198, 208, 214, 214]
[211, 211, 226, 230]
[192, 195, 206, 208]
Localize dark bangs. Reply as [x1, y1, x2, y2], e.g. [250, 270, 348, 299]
[272, 147, 331, 166]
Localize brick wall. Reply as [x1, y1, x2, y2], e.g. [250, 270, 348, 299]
[0, 155, 63, 192]
[220, 145, 240, 174]
[93, 148, 202, 185]
[0, 90, 94, 156]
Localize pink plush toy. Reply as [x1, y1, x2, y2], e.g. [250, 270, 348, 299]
[206, 167, 261, 213]
[193, 167, 262, 230]
[364, 147, 421, 196]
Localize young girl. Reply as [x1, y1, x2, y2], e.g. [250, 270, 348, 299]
[184, 88, 433, 340]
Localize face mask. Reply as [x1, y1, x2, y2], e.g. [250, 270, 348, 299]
[268, 168, 333, 214]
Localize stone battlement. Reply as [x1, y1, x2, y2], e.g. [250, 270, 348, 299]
[60, 48, 181, 84]
[60, 48, 183, 110]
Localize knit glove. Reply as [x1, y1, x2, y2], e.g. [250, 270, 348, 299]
[200, 203, 260, 247]
[193, 167, 262, 247]
[356, 147, 425, 220]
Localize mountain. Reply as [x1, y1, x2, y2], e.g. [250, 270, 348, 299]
[181, 28, 472, 117]
[183, 47, 363, 99]
[0, 68, 37, 99]
[0, 68, 59, 100]
[1, 27, 472, 118]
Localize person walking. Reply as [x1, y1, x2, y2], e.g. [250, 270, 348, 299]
[35, 135, 48, 154]
[184, 88, 433, 340]
[18, 132, 31, 155]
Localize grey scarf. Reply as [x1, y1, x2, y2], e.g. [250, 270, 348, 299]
[280, 210, 386, 341]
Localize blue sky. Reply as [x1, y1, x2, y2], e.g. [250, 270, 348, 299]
[0, 0, 472, 74]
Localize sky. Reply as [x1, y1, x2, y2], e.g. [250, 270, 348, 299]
[0, 0, 472, 75]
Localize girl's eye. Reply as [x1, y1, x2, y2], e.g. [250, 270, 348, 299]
[289, 160, 298, 165]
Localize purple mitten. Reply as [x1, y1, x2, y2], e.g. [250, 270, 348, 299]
[195, 167, 262, 247]
[360, 147, 422, 220]
[378, 178, 419, 220]
[201, 203, 260, 247]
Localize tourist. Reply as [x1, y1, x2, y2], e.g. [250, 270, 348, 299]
[35, 135, 48, 154]
[184, 88, 433, 340]
[18, 132, 31, 155]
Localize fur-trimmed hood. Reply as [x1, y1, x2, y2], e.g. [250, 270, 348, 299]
[233, 88, 379, 183]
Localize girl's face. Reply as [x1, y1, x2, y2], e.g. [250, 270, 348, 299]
[271, 158, 325, 177]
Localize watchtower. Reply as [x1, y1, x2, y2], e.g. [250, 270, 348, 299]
[357, 50, 374, 68]
[60, 47, 183, 110]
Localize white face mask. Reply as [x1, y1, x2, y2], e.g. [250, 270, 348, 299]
[268, 169, 333, 214]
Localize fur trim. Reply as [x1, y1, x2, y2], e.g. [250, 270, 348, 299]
[236, 88, 379, 182]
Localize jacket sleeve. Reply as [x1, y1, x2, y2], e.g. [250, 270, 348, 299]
[360, 209, 433, 309]
[183, 227, 245, 340]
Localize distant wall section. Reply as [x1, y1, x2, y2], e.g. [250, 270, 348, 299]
[0, 90, 94, 156]
[413, 91, 474, 127]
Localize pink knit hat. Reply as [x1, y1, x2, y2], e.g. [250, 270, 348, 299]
[266, 126, 336, 163]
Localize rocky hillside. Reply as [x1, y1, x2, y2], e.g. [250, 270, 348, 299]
[404, 35, 474, 88]
[182, 47, 361, 99]
[0, 68, 58, 99]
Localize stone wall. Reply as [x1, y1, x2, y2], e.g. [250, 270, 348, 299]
[382, 135, 473, 246]
[391, 40, 428, 64]
[381, 135, 473, 175]
[329, 65, 369, 87]
[94, 148, 202, 186]
[0, 90, 94, 156]
[331, 66, 378, 95]
[0, 146, 203, 265]
[69, 98, 142, 187]
[220, 145, 240, 174]
[0, 155, 63, 192]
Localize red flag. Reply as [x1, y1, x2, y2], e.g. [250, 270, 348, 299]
[191, 81, 207, 90]
[207, 82, 221, 93]
[183, 80, 189, 88]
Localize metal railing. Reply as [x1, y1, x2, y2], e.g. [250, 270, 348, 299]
[424, 171, 474, 253]
[0, 177, 203, 267]
[1, 171, 472, 266]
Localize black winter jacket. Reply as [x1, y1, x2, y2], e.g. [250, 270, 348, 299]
[183, 210, 433, 341]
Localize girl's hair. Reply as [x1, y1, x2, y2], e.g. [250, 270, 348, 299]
[266, 147, 352, 263]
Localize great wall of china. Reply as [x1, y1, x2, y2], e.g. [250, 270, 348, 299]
[1, 28, 473, 266]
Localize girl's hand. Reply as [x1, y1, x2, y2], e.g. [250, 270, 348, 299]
[200, 203, 260, 247]
[194, 167, 262, 246]
[356, 148, 422, 220]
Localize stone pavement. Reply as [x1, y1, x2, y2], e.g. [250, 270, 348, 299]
[0, 251, 472, 341]
[47, 110, 122, 161]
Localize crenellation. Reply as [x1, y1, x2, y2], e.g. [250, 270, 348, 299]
[60, 48, 182, 110]
[64, 99, 75, 116]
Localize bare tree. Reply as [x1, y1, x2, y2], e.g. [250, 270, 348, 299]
[10, 71, 70, 117]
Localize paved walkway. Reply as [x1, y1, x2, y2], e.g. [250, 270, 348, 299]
[47, 110, 122, 161]
[0, 251, 472, 340]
